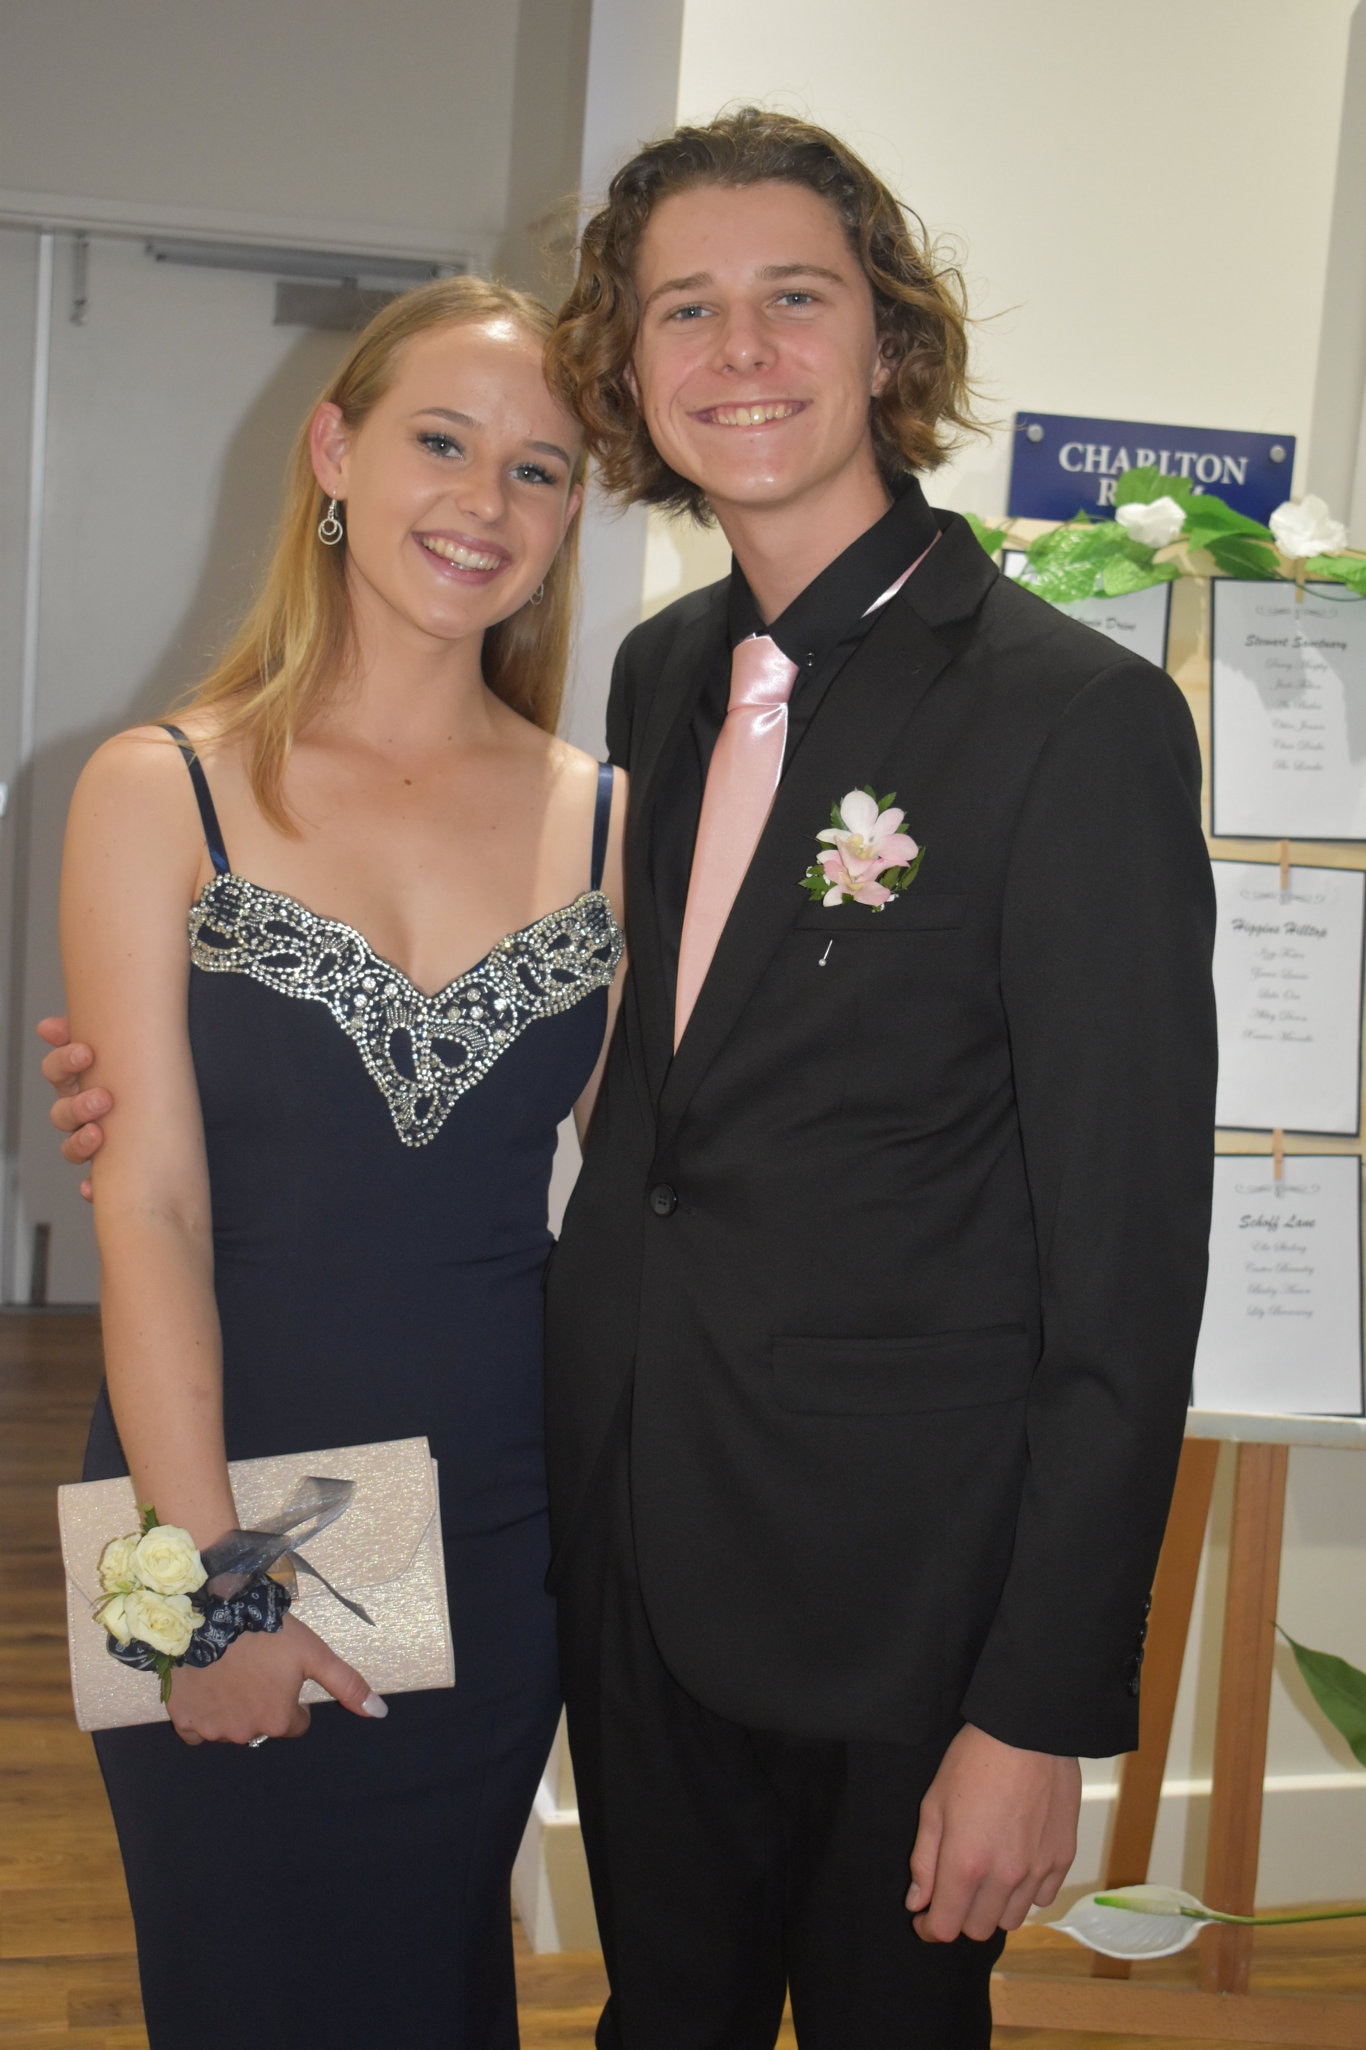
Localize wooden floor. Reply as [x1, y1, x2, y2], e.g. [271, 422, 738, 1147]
[3, 1309, 1362, 2048]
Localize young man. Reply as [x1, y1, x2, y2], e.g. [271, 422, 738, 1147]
[537, 110, 1215, 2046]
[45, 109, 1214, 2049]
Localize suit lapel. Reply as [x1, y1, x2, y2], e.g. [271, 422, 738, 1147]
[622, 587, 729, 1106]
[654, 517, 996, 1149]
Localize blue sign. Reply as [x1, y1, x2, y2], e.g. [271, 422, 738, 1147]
[1008, 413, 1294, 525]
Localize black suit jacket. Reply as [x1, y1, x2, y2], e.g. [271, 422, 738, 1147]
[545, 510, 1216, 1759]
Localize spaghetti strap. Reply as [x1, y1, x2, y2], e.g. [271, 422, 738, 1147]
[161, 724, 231, 876]
[590, 761, 614, 894]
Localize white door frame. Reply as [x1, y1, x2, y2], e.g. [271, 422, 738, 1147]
[0, 229, 53, 1303]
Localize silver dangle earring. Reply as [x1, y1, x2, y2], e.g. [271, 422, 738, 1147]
[318, 498, 344, 546]
[529, 581, 545, 606]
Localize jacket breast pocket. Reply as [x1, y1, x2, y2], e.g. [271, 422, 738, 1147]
[792, 891, 967, 934]
[772, 1325, 1035, 1416]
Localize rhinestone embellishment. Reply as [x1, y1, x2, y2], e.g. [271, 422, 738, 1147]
[188, 875, 623, 1147]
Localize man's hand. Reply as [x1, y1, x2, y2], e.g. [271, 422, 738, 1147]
[906, 1723, 1080, 1943]
[38, 1016, 109, 1200]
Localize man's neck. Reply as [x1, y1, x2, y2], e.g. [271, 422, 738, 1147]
[713, 469, 894, 623]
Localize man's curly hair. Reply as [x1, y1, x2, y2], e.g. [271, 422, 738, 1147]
[545, 107, 981, 523]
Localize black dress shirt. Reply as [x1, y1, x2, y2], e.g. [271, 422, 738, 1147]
[653, 477, 942, 976]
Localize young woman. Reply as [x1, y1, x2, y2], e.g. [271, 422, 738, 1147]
[55, 277, 625, 2049]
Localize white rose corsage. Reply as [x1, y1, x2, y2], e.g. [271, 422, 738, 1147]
[92, 1479, 365, 1702]
[95, 1504, 208, 1702]
[800, 787, 923, 909]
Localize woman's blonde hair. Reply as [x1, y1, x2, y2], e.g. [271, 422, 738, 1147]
[177, 276, 585, 828]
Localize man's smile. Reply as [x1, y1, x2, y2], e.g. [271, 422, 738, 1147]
[691, 400, 808, 428]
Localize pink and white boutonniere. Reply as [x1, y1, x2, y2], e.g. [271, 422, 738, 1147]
[800, 787, 923, 910]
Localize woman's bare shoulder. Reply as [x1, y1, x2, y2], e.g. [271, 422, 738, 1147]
[500, 721, 600, 792]
[77, 723, 190, 798]
[78, 710, 239, 791]
[490, 714, 629, 835]
[68, 726, 204, 873]
[548, 735, 601, 780]
[541, 734, 628, 792]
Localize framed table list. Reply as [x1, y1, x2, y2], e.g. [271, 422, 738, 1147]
[1001, 550, 1172, 669]
[1212, 860, 1365, 1135]
[1210, 579, 1366, 840]
[1192, 1154, 1364, 1417]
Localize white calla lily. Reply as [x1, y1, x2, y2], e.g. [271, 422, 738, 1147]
[1055, 1885, 1204, 1960]
[1053, 1882, 1366, 1959]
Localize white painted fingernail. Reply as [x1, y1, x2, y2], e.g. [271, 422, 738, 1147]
[362, 1692, 388, 1718]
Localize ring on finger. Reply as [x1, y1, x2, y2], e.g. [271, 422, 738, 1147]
[247, 1734, 270, 1749]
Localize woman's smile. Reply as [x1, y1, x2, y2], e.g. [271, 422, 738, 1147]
[412, 530, 513, 582]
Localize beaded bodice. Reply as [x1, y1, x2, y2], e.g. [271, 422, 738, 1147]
[188, 872, 623, 1147]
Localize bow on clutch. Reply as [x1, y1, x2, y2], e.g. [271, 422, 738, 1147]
[203, 1476, 375, 1625]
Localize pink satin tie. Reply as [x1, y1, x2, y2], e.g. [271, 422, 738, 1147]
[674, 634, 798, 1045]
[673, 534, 940, 1047]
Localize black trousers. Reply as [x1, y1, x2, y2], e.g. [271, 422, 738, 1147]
[555, 1441, 1004, 2049]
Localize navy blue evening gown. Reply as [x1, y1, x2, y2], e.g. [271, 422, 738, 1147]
[82, 735, 622, 2049]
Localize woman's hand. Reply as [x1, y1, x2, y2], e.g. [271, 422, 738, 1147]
[38, 1016, 109, 1200]
[168, 1612, 387, 1746]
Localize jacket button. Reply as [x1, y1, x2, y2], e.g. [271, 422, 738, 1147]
[648, 1183, 678, 1217]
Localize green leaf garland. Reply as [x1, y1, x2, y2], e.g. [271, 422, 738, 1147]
[1181, 497, 1274, 547]
[1308, 552, 1366, 597]
[969, 466, 1364, 611]
[1102, 553, 1178, 597]
[1203, 533, 1281, 580]
[1017, 513, 1176, 603]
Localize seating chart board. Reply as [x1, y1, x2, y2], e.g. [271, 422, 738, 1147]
[1210, 579, 1366, 840]
[1211, 859, 1364, 1136]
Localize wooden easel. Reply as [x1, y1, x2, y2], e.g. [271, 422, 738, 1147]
[989, 1416, 1366, 2046]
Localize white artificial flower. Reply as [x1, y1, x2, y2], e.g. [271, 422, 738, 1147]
[1057, 1881, 1366, 1958]
[1114, 496, 1187, 549]
[123, 1588, 199, 1659]
[97, 1532, 140, 1593]
[131, 1524, 207, 1597]
[1269, 494, 1347, 560]
[1055, 1885, 1204, 1960]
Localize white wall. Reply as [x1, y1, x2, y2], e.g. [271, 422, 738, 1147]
[497, 0, 595, 299]
[0, 232, 44, 1302]
[0, 0, 521, 261]
[559, 0, 687, 758]
[676, 0, 1358, 525]
[1311, 3, 1366, 532]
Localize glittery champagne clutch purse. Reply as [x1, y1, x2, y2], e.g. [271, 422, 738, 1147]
[58, 1436, 454, 1731]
